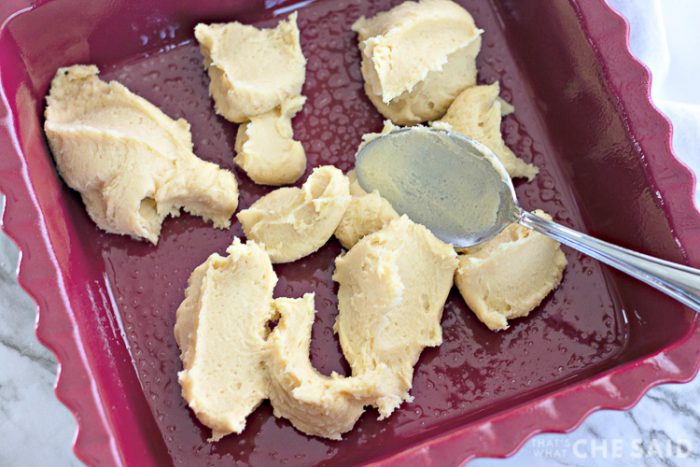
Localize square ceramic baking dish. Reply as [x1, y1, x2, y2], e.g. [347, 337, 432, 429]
[1, 0, 699, 465]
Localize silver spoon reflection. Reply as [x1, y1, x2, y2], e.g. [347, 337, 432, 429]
[355, 127, 700, 313]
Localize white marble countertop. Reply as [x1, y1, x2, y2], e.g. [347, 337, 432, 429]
[1, 3, 699, 467]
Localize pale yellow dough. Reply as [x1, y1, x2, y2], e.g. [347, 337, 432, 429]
[353, 0, 481, 124]
[174, 239, 277, 441]
[234, 96, 307, 185]
[358, 118, 448, 149]
[195, 13, 306, 123]
[238, 166, 351, 263]
[334, 170, 398, 249]
[169, 0, 568, 442]
[440, 82, 538, 180]
[333, 216, 458, 417]
[44, 65, 239, 245]
[357, 119, 398, 150]
[365, 37, 481, 125]
[266, 294, 377, 440]
[353, 0, 482, 104]
[455, 211, 567, 331]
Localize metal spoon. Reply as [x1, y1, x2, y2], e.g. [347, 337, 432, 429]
[355, 126, 700, 313]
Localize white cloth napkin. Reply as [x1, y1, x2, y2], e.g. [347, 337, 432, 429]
[608, 0, 700, 208]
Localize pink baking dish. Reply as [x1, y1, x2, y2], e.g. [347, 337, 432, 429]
[1, 0, 699, 465]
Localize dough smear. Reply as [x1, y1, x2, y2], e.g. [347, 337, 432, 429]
[455, 210, 567, 330]
[238, 165, 351, 263]
[266, 294, 377, 440]
[44, 65, 239, 244]
[353, 0, 482, 123]
[234, 96, 307, 186]
[333, 216, 458, 417]
[335, 170, 398, 249]
[194, 13, 306, 123]
[174, 239, 277, 441]
[440, 82, 538, 180]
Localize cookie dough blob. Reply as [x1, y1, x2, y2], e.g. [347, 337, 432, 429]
[455, 210, 567, 331]
[44, 65, 238, 244]
[266, 294, 377, 440]
[440, 82, 539, 180]
[353, 0, 481, 104]
[174, 239, 277, 441]
[335, 170, 398, 249]
[234, 96, 307, 186]
[44, 65, 239, 244]
[366, 37, 481, 125]
[238, 165, 351, 263]
[195, 12, 306, 123]
[333, 216, 458, 417]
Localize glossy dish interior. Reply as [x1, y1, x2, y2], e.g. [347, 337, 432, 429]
[0, 0, 698, 465]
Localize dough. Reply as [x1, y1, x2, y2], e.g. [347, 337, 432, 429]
[357, 117, 448, 149]
[365, 37, 481, 125]
[266, 294, 376, 440]
[175, 239, 277, 441]
[440, 82, 539, 180]
[44, 65, 239, 245]
[334, 170, 398, 249]
[195, 13, 306, 123]
[455, 210, 567, 331]
[353, 0, 482, 104]
[234, 96, 307, 185]
[238, 166, 351, 263]
[357, 119, 398, 151]
[333, 216, 458, 417]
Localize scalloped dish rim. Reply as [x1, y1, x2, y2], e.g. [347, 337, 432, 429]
[0, 0, 699, 465]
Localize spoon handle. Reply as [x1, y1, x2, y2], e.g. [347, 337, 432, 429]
[518, 210, 700, 313]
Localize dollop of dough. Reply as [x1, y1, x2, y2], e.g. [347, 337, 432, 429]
[440, 82, 539, 180]
[234, 96, 307, 185]
[195, 13, 306, 123]
[353, 0, 482, 105]
[333, 216, 458, 417]
[455, 210, 567, 331]
[364, 37, 481, 125]
[175, 239, 277, 441]
[335, 170, 398, 249]
[353, 0, 481, 124]
[44, 65, 239, 244]
[238, 166, 351, 263]
[266, 294, 377, 440]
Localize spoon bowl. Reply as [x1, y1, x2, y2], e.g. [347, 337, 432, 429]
[356, 127, 519, 248]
